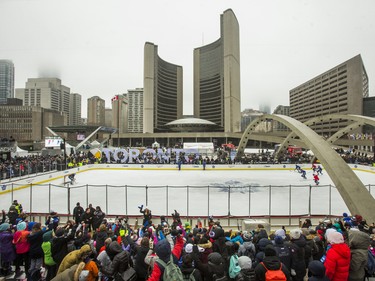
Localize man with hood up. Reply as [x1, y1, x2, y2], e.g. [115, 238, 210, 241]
[57, 244, 92, 274]
[348, 229, 370, 281]
[236, 256, 255, 281]
[51, 261, 85, 281]
[100, 240, 131, 277]
[207, 252, 226, 281]
[324, 231, 351, 281]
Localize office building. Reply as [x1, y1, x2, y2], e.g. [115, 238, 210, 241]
[69, 93, 82, 125]
[272, 105, 290, 132]
[112, 94, 128, 134]
[0, 60, 15, 104]
[290, 54, 369, 136]
[105, 108, 113, 127]
[241, 109, 264, 132]
[0, 105, 66, 145]
[363, 97, 375, 134]
[15, 77, 71, 123]
[143, 42, 183, 133]
[193, 9, 241, 133]
[87, 96, 105, 126]
[124, 88, 143, 133]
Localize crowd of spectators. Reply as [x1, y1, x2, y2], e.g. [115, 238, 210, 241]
[0, 145, 374, 181]
[1, 201, 375, 281]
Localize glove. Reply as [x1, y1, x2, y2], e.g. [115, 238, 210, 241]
[138, 205, 143, 210]
[291, 269, 296, 276]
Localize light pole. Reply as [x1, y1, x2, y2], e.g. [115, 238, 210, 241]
[63, 138, 67, 170]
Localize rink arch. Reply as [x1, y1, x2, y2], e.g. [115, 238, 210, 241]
[274, 114, 375, 159]
[237, 114, 375, 223]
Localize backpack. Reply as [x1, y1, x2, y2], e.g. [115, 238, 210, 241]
[183, 269, 196, 281]
[261, 262, 286, 281]
[366, 249, 375, 277]
[243, 245, 255, 261]
[157, 255, 184, 281]
[229, 255, 241, 278]
[274, 246, 290, 259]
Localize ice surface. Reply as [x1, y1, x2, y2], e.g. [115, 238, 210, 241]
[1, 168, 374, 217]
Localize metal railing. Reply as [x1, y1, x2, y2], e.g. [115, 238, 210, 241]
[0, 163, 64, 181]
[3, 182, 374, 225]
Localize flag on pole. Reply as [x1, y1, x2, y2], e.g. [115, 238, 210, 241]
[111, 95, 119, 102]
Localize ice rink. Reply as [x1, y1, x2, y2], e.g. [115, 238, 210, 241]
[1, 166, 375, 217]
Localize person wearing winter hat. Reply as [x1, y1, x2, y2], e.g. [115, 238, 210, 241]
[41, 230, 57, 281]
[253, 237, 272, 268]
[207, 252, 226, 280]
[28, 222, 46, 278]
[51, 227, 74, 271]
[273, 234, 292, 271]
[289, 228, 302, 240]
[12, 221, 30, 277]
[211, 227, 228, 258]
[0, 223, 16, 276]
[237, 256, 255, 281]
[254, 245, 291, 281]
[238, 232, 256, 261]
[324, 231, 350, 281]
[185, 243, 194, 254]
[180, 254, 202, 281]
[196, 236, 213, 264]
[302, 218, 312, 229]
[184, 222, 191, 234]
[288, 228, 307, 281]
[148, 231, 184, 281]
[46, 211, 60, 232]
[274, 228, 286, 239]
[308, 260, 329, 281]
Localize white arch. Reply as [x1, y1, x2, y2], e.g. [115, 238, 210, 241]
[274, 114, 375, 159]
[237, 114, 375, 223]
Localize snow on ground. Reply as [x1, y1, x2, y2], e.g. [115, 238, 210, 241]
[1, 167, 374, 217]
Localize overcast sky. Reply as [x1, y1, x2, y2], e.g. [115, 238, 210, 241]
[1, 0, 374, 118]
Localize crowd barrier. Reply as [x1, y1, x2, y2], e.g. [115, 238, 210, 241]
[1, 164, 374, 227]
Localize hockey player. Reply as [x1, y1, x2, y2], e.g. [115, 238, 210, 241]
[313, 173, 320, 185]
[317, 165, 323, 175]
[295, 164, 301, 173]
[300, 169, 307, 179]
[68, 173, 76, 184]
[312, 163, 317, 172]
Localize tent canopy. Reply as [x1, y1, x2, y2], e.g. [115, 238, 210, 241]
[11, 146, 29, 157]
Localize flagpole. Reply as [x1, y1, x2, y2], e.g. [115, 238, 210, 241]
[117, 96, 120, 147]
